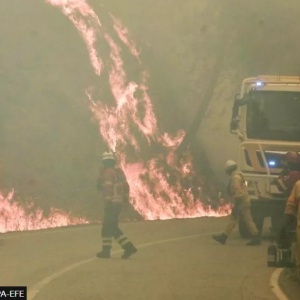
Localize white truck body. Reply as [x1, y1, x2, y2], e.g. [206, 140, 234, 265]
[230, 75, 300, 235]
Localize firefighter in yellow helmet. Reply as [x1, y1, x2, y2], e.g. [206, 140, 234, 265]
[212, 160, 261, 246]
[96, 151, 137, 259]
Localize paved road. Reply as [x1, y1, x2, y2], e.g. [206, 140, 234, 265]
[0, 217, 279, 300]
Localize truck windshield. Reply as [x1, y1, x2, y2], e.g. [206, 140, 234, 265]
[246, 90, 300, 141]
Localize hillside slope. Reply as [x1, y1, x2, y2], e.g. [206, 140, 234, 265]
[1, 0, 300, 219]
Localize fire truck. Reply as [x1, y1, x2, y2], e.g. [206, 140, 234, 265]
[230, 75, 300, 237]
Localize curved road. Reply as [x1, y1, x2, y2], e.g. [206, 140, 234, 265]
[0, 217, 280, 300]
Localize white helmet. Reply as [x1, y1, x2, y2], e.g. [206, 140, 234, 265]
[225, 159, 237, 170]
[102, 151, 116, 161]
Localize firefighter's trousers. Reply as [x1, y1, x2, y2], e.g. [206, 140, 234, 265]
[223, 201, 259, 236]
[101, 202, 133, 251]
[296, 226, 300, 279]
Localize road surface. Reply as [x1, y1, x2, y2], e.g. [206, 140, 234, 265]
[1, 216, 280, 300]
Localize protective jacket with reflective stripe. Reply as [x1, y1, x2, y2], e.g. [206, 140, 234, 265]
[97, 167, 129, 203]
[276, 170, 300, 195]
[285, 180, 300, 219]
[228, 171, 249, 203]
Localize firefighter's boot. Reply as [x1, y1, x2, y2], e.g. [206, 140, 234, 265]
[212, 233, 227, 245]
[246, 235, 261, 246]
[97, 237, 112, 258]
[116, 234, 137, 259]
[122, 242, 137, 259]
[96, 246, 111, 258]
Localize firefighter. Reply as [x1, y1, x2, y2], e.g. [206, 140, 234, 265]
[276, 151, 300, 196]
[96, 151, 137, 259]
[277, 152, 300, 279]
[280, 180, 300, 280]
[212, 160, 261, 246]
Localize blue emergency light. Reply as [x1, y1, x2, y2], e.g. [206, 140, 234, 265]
[268, 160, 276, 167]
[255, 81, 264, 87]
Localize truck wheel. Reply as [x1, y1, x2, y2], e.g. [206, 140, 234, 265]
[239, 219, 251, 239]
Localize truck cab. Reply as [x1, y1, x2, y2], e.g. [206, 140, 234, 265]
[230, 75, 300, 237]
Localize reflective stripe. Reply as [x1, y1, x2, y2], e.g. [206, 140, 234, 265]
[102, 237, 112, 246]
[230, 172, 247, 198]
[103, 242, 112, 246]
[101, 168, 128, 203]
[116, 234, 126, 242]
[116, 234, 130, 246]
[102, 238, 112, 242]
[288, 196, 296, 204]
[119, 238, 130, 246]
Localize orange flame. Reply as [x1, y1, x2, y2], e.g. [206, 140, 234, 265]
[0, 190, 88, 233]
[46, 0, 231, 220]
[109, 13, 141, 60]
[120, 155, 230, 220]
[0, 0, 232, 234]
[46, 0, 103, 76]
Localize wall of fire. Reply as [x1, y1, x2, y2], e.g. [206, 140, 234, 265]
[1, 0, 300, 220]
